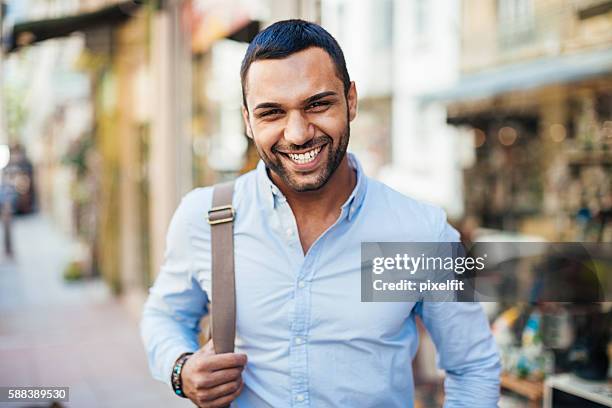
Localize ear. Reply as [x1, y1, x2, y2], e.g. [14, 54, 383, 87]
[347, 81, 358, 122]
[242, 105, 253, 139]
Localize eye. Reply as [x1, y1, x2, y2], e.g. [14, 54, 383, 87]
[306, 101, 331, 111]
[260, 109, 283, 117]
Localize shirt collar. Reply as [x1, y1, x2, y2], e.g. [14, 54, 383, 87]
[255, 152, 367, 221]
[343, 153, 367, 222]
[255, 160, 281, 210]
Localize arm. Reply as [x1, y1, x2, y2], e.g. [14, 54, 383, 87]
[141, 188, 247, 407]
[415, 212, 501, 407]
[140, 190, 210, 385]
[415, 301, 501, 407]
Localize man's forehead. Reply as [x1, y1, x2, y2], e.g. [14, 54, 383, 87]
[245, 47, 344, 105]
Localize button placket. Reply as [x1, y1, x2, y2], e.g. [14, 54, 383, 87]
[289, 248, 315, 406]
[289, 284, 310, 406]
[277, 200, 300, 251]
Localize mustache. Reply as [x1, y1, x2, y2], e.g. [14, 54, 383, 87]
[272, 135, 332, 154]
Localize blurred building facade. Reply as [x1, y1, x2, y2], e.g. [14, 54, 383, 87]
[5, 1, 188, 303]
[383, 0, 466, 218]
[431, 0, 612, 241]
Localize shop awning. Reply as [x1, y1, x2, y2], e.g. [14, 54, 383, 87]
[422, 47, 612, 104]
[6, 0, 142, 52]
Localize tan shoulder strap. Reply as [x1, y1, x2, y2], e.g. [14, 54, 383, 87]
[207, 181, 236, 354]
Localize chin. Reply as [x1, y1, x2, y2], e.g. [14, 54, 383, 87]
[284, 172, 330, 192]
[290, 183, 324, 193]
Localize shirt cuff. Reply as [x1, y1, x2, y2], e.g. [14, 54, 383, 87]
[159, 344, 199, 387]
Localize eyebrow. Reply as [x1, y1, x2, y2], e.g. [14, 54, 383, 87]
[304, 91, 338, 104]
[253, 91, 338, 112]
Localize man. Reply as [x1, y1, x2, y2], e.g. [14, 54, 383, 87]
[141, 19, 501, 408]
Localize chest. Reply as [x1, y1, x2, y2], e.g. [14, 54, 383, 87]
[295, 212, 340, 254]
[230, 230, 415, 343]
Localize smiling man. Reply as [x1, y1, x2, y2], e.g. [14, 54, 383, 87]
[141, 20, 501, 408]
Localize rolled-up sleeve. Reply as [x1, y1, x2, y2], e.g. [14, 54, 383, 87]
[140, 189, 210, 385]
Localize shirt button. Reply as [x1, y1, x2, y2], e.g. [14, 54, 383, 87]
[286, 228, 293, 237]
[295, 337, 304, 345]
[298, 280, 305, 288]
[295, 394, 305, 402]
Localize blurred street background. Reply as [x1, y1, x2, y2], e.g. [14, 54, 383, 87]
[0, 214, 189, 407]
[0, 0, 611, 407]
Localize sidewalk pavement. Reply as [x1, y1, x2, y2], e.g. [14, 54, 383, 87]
[0, 214, 192, 408]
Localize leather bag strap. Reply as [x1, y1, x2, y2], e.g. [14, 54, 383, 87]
[207, 181, 236, 354]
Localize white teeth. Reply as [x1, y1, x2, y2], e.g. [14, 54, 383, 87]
[287, 146, 322, 164]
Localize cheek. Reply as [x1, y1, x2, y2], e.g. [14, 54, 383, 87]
[252, 125, 281, 152]
[312, 112, 347, 141]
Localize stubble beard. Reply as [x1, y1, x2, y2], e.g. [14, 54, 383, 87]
[256, 124, 350, 193]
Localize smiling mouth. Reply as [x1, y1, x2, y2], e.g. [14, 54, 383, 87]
[280, 145, 324, 165]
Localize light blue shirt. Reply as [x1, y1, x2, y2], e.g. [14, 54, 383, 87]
[141, 153, 501, 407]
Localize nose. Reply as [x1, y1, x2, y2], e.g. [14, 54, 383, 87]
[284, 111, 315, 146]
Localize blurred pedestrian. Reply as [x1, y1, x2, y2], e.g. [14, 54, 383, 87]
[0, 181, 16, 258]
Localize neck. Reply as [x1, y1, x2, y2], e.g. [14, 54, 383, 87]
[272, 155, 356, 219]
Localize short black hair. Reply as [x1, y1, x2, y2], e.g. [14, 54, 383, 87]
[240, 19, 351, 109]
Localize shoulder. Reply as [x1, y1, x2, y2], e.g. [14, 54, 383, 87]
[365, 178, 458, 241]
[179, 168, 257, 214]
[164, 187, 214, 247]
[366, 178, 444, 223]
[174, 169, 257, 229]
[175, 186, 214, 223]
